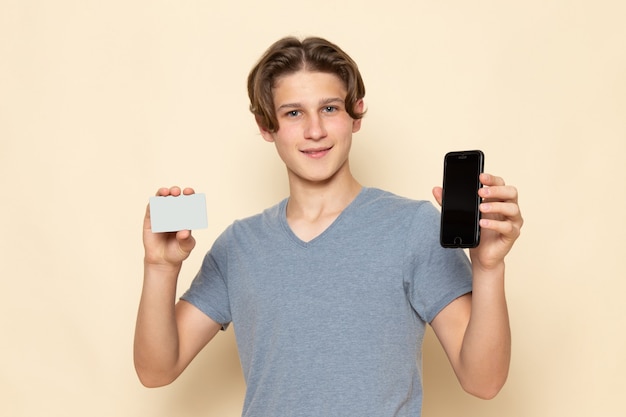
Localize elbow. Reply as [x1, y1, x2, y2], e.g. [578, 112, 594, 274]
[133, 349, 183, 388]
[134, 363, 178, 388]
[137, 374, 172, 389]
[463, 384, 503, 400]
[460, 374, 508, 400]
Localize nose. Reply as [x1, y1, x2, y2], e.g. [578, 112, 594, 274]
[304, 114, 327, 140]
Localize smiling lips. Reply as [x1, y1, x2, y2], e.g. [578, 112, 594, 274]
[301, 146, 332, 159]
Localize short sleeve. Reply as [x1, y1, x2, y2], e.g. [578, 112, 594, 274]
[180, 230, 232, 329]
[404, 202, 473, 323]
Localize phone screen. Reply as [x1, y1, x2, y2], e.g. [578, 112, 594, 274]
[440, 150, 484, 248]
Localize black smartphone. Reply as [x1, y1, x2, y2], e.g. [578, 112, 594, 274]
[440, 150, 485, 248]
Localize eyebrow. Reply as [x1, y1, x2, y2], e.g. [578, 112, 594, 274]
[276, 97, 345, 112]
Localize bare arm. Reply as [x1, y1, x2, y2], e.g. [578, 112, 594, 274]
[431, 173, 522, 399]
[430, 267, 510, 399]
[133, 186, 222, 387]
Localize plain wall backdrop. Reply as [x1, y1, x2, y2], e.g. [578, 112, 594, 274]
[1, 1, 625, 416]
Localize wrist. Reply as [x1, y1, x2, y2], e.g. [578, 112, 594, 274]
[143, 258, 183, 276]
[471, 259, 505, 279]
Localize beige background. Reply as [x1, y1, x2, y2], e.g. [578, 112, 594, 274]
[1, 1, 625, 416]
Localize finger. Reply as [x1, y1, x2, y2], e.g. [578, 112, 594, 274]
[156, 187, 170, 196]
[432, 186, 443, 207]
[480, 173, 505, 187]
[182, 187, 195, 196]
[169, 186, 182, 197]
[144, 203, 152, 228]
[480, 201, 522, 220]
[176, 229, 191, 240]
[479, 217, 522, 240]
[479, 185, 518, 202]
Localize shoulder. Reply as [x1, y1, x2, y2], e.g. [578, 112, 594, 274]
[219, 198, 287, 241]
[358, 187, 437, 219]
[341, 188, 441, 242]
[205, 198, 287, 263]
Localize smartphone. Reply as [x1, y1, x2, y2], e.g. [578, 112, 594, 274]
[440, 150, 484, 248]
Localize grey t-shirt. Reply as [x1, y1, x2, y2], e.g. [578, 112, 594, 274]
[182, 187, 473, 417]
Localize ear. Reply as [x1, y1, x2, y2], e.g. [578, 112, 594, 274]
[352, 99, 365, 133]
[255, 116, 276, 143]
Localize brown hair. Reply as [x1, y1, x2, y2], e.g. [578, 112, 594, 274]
[247, 36, 366, 132]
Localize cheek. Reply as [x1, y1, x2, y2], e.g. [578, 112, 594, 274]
[271, 134, 297, 159]
[338, 121, 357, 138]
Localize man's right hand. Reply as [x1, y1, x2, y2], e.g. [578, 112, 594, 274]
[136, 186, 221, 388]
[143, 186, 197, 268]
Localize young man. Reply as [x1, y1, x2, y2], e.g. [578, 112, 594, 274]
[134, 36, 523, 416]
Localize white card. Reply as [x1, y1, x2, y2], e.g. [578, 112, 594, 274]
[149, 193, 208, 233]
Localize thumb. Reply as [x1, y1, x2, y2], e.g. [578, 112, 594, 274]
[432, 186, 443, 207]
[176, 230, 196, 254]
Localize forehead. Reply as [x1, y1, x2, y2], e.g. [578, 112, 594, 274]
[272, 70, 347, 105]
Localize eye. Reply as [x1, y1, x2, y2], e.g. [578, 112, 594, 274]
[285, 110, 301, 117]
[322, 106, 338, 113]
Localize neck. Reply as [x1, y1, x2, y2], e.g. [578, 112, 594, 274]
[286, 168, 362, 221]
[284, 166, 362, 242]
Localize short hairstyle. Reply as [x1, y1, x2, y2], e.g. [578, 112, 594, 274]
[247, 36, 366, 132]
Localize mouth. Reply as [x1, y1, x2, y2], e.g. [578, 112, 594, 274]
[300, 146, 333, 159]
